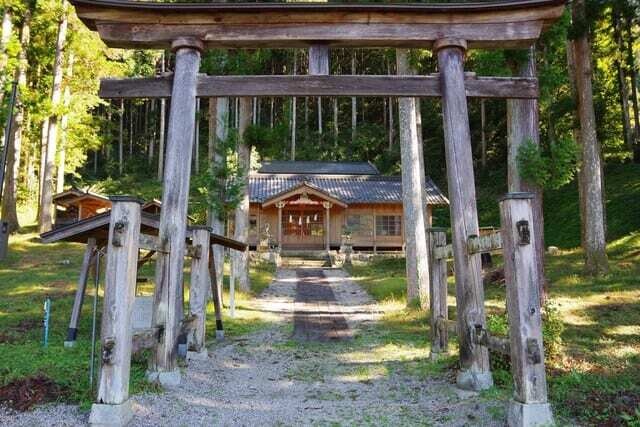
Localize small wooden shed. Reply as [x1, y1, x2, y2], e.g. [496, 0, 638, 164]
[53, 188, 111, 228]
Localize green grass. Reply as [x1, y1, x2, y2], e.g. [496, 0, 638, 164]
[0, 219, 274, 409]
[348, 232, 640, 426]
[435, 163, 640, 249]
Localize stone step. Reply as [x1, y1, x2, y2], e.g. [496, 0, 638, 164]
[281, 257, 327, 268]
[280, 250, 328, 259]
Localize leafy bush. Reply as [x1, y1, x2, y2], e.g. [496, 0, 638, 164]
[517, 137, 579, 190]
[486, 301, 565, 375]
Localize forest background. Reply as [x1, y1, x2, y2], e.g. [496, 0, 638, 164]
[0, 0, 638, 250]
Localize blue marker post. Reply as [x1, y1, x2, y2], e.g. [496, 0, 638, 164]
[43, 297, 51, 347]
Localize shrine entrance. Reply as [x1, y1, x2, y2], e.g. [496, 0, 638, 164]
[281, 208, 324, 250]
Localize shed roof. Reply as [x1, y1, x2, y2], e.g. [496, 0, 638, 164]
[250, 174, 448, 206]
[40, 211, 246, 251]
[53, 188, 110, 208]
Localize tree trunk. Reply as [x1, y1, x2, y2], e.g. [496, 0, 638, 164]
[388, 97, 395, 150]
[304, 97, 309, 138]
[291, 97, 297, 160]
[567, 35, 587, 251]
[128, 100, 133, 156]
[252, 97, 257, 125]
[0, 9, 13, 108]
[309, 45, 329, 140]
[158, 52, 166, 181]
[233, 98, 252, 292]
[208, 97, 228, 304]
[119, 99, 124, 175]
[291, 50, 297, 160]
[625, 15, 640, 162]
[269, 97, 274, 129]
[396, 49, 430, 307]
[1, 9, 30, 232]
[317, 97, 322, 136]
[351, 51, 357, 144]
[333, 97, 338, 145]
[506, 48, 547, 302]
[480, 99, 487, 169]
[38, 118, 48, 219]
[387, 59, 395, 150]
[56, 52, 74, 194]
[613, 10, 633, 152]
[571, 0, 609, 275]
[148, 99, 155, 165]
[38, 1, 68, 233]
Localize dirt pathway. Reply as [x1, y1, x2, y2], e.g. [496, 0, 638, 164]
[1, 267, 504, 426]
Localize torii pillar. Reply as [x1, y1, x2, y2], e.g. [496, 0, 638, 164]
[148, 37, 203, 387]
[435, 38, 493, 391]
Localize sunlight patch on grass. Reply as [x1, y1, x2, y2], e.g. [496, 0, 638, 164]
[338, 343, 424, 366]
[606, 325, 640, 336]
[337, 364, 389, 383]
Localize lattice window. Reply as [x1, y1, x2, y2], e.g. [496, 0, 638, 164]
[376, 215, 402, 236]
[346, 214, 373, 237]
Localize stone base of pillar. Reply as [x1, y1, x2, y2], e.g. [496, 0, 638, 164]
[146, 369, 181, 389]
[89, 400, 133, 427]
[507, 400, 554, 427]
[456, 369, 493, 391]
[216, 329, 225, 340]
[63, 340, 76, 348]
[186, 349, 208, 361]
[429, 351, 449, 362]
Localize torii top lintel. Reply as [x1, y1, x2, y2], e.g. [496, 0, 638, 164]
[70, 0, 565, 50]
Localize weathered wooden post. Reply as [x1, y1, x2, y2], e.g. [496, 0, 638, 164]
[500, 193, 553, 427]
[187, 226, 211, 360]
[428, 228, 449, 361]
[89, 196, 141, 427]
[150, 37, 203, 387]
[435, 38, 493, 390]
[64, 237, 97, 347]
[208, 245, 224, 340]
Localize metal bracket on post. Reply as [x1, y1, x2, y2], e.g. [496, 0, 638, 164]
[186, 243, 202, 259]
[525, 338, 542, 364]
[111, 220, 128, 247]
[101, 337, 115, 365]
[516, 220, 530, 245]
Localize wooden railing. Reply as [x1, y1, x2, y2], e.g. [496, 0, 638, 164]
[427, 193, 551, 421]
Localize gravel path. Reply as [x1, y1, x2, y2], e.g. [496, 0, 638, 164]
[1, 267, 504, 426]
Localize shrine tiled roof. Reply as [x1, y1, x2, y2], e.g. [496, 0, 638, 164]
[249, 172, 448, 206]
[258, 161, 380, 176]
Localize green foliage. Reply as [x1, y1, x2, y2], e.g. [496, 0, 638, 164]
[541, 302, 565, 360]
[194, 129, 246, 222]
[517, 137, 580, 190]
[486, 301, 564, 370]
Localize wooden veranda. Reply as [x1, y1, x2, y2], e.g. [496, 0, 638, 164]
[69, 1, 566, 426]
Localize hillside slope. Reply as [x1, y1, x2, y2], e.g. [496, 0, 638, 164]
[468, 163, 640, 249]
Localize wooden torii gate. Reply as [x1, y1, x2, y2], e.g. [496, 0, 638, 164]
[70, 1, 565, 426]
